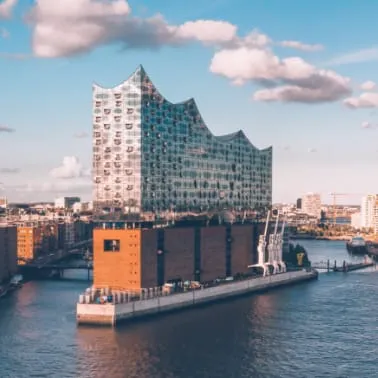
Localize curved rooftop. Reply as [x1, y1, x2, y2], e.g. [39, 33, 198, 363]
[94, 65, 272, 153]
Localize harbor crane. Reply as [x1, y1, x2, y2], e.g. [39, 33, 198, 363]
[329, 192, 364, 224]
[248, 210, 286, 276]
[248, 210, 271, 276]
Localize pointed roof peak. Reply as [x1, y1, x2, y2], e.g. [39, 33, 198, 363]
[135, 64, 146, 74]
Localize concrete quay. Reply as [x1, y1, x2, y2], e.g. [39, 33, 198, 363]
[76, 269, 318, 327]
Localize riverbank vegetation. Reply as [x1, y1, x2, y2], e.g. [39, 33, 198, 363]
[283, 243, 311, 268]
[292, 224, 375, 240]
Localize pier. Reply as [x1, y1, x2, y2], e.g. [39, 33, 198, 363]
[311, 258, 375, 273]
[76, 269, 318, 326]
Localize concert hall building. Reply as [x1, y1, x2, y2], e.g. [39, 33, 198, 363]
[92, 65, 272, 217]
[91, 66, 273, 291]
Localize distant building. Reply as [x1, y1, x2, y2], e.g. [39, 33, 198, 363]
[16, 226, 42, 263]
[0, 226, 17, 283]
[16, 223, 59, 263]
[351, 212, 361, 229]
[360, 195, 376, 229]
[0, 197, 8, 209]
[301, 193, 321, 219]
[64, 222, 75, 248]
[296, 198, 302, 209]
[54, 197, 81, 209]
[72, 201, 93, 213]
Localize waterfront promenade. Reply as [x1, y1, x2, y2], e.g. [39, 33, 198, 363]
[77, 269, 317, 326]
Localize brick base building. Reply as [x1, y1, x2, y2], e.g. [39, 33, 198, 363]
[93, 222, 265, 291]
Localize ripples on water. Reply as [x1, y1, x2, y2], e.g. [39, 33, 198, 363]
[1, 241, 377, 378]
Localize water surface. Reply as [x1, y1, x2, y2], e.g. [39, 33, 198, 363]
[1, 240, 377, 378]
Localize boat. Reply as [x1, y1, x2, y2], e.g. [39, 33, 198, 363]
[346, 236, 368, 255]
[9, 274, 23, 288]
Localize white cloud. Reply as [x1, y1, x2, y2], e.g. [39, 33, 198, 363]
[279, 40, 323, 52]
[361, 121, 377, 129]
[0, 168, 20, 173]
[0, 125, 15, 132]
[174, 20, 237, 45]
[307, 148, 317, 153]
[326, 47, 378, 66]
[228, 29, 271, 49]
[50, 156, 90, 179]
[344, 92, 378, 109]
[0, 0, 17, 19]
[360, 81, 376, 91]
[24, 0, 345, 105]
[74, 131, 89, 138]
[27, 0, 238, 58]
[210, 47, 351, 103]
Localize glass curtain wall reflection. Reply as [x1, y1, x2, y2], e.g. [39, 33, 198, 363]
[92, 66, 272, 218]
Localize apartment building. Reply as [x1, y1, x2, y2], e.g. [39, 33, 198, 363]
[17, 226, 43, 263]
[301, 193, 322, 219]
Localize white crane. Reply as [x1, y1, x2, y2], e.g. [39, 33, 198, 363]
[276, 213, 286, 273]
[248, 210, 270, 276]
[268, 213, 280, 275]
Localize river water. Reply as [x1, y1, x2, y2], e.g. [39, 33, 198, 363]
[1, 240, 377, 378]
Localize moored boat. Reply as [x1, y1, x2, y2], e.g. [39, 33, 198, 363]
[9, 274, 23, 288]
[346, 236, 368, 255]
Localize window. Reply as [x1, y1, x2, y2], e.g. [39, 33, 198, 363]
[104, 239, 120, 252]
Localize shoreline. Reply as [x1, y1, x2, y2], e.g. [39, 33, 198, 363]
[76, 269, 318, 327]
[291, 235, 377, 242]
[291, 236, 350, 241]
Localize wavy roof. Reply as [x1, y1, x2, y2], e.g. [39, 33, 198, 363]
[94, 65, 272, 153]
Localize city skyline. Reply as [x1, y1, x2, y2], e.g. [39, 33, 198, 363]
[2, 0, 378, 204]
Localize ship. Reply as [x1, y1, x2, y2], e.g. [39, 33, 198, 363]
[346, 236, 368, 255]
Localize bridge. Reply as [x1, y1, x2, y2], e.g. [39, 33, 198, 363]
[18, 238, 93, 279]
[312, 258, 375, 272]
[19, 259, 93, 280]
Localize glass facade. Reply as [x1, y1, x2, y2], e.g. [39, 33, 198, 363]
[93, 66, 272, 217]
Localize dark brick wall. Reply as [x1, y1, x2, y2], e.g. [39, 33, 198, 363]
[141, 229, 158, 288]
[139, 222, 264, 287]
[57, 223, 65, 250]
[200, 226, 226, 282]
[0, 227, 18, 283]
[230, 224, 254, 275]
[164, 227, 195, 282]
[7, 227, 17, 276]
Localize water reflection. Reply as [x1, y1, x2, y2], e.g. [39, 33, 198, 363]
[2, 240, 378, 377]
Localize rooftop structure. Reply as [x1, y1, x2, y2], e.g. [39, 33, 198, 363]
[92, 65, 272, 219]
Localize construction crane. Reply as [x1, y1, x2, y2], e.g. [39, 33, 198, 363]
[329, 192, 364, 224]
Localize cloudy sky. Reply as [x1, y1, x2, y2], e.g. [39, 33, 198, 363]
[1, 0, 378, 204]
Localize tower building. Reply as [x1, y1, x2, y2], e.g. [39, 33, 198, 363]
[92, 66, 272, 219]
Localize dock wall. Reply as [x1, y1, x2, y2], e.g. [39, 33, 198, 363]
[77, 269, 317, 326]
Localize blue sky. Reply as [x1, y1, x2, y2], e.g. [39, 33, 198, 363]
[1, 0, 378, 204]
